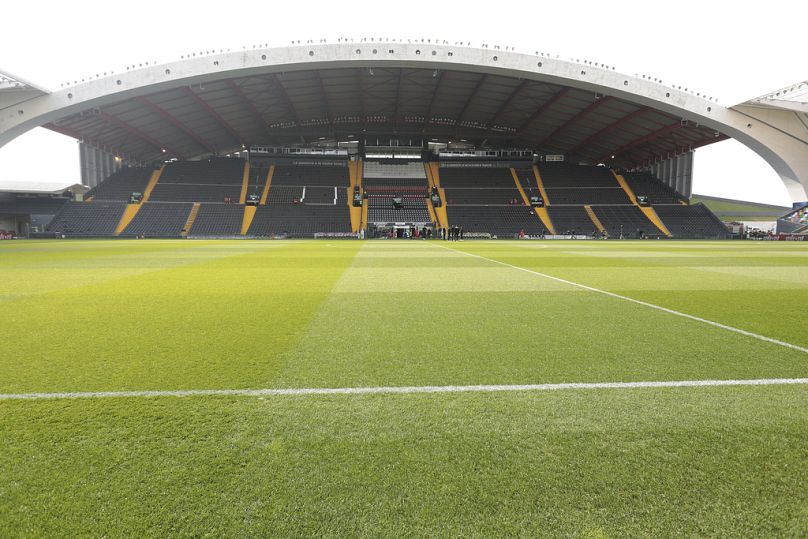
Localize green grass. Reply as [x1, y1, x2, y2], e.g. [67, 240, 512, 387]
[691, 195, 789, 216]
[1, 239, 807, 536]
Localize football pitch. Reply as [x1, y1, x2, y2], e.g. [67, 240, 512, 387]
[1, 239, 807, 536]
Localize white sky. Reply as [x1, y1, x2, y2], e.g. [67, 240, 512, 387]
[1, 0, 804, 206]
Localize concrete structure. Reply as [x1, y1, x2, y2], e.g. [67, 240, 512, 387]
[0, 43, 806, 202]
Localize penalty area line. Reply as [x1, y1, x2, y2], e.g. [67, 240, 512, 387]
[1, 378, 807, 400]
[436, 244, 808, 354]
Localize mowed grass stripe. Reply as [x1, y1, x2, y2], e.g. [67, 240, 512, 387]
[0, 241, 361, 393]
[438, 242, 808, 354]
[454, 240, 808, 348]
[272, 241, 806, 388]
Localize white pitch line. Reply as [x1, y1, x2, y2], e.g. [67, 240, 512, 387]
[437, 243, 808, 354]
[1, 378, 807, 400]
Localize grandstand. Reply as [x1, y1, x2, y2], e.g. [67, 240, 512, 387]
[17, 152, 729, 239]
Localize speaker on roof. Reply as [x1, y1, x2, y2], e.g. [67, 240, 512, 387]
[530, 195, 544, 207]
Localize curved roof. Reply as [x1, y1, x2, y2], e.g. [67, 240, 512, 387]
[1, 43, 806, 200]
[42, 66, 725, 167]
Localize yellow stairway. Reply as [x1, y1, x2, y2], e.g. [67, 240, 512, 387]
[428, 163, 449, 229]
[181, 203, 201, 237]
[141, 165, 164, 202]
[241, 205, 257, 235]
[532, 165, 551, 206]
[612, 170, 671, 237]
[348, 187, 362, 233]
[239, 161, 251, 204]
[426, 196, 439, 225]
[584, 205, 606, 234]
[639, 206, 672, 236]
[612, 171, 638, 205]
[512, 168, 554, 234]
[348, 160, 363, 233]
[114, 204, 142, 236]
[259, 165, 275, 205]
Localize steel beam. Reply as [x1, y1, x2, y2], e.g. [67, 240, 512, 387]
[595, 122, 682, 163]
[423, 71, 446, 127]
[536, 96, 612, 149]
[515, 87, 571, 136]
[567, 106, 653, 155]
[224, 79, 274, 140]
[135, 96, 217, 154]
[488, 79, 529, 127]
[97, 111, 185, 159]
[184, 86, 244, 147]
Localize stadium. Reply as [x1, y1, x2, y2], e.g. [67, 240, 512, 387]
[1, 39, 807, 536]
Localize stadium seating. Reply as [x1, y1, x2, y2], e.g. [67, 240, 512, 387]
[158, 158, 244, 185]
[652, 204, 729, 238]
[447, 205, 547, 237]
[31, 157, 729, 241]
[272, 164, 349, 186]
[303, 186, 341, 204]
[148, 183, 241, 203]
[364, 161, 431, 224]
[247, 160, 352, 237]
[189, 204, 244, 236]
[538, 163, 617, 187]
[546, 206, 596, 235]
[366, 195, 431, 223]
[622, 171, 684, 204]
[363, 161, 426, 180]
[84, 167, 154, 201]
[783, 205, 808, 225]
[247, 205, 352, 237]
[268, 185, 305, 204]
[119, 202, 193, 237]
[147, 158, 245, 203]
[439, 166, 516, 188]
[46, 201, 126, 236]
[591, 205, 661, 238]
[543, 187, 631, 205]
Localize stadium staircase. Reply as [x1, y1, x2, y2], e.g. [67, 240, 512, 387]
[425, 162, 449, 228]
[181, 203, 201, 237]
[348, 160, 363, 233]
[259, 165, 275, 205]
[364, 160, 431, 225]
[114, 204, 143, 236]
[512, 167, 554, 234]
[241, 206, 257, 235]
[441, 163, 548, 237]
[246, 159, 352, 237]
[141, 166, 164, 202]
[584, 206, 606, 234]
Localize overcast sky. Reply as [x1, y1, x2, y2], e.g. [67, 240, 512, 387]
[1, 0, 804, 205]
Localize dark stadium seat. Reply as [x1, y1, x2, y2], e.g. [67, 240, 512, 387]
[591, 205, 662, 238]
[84, 167, 154, 201]
[189, 204, 244, 236]
[46, 201, 127, 236]
[446, 205, 547, 237]
[652, 204, 729, 238]
[247, 205, 352, 237]
[364, 161, 431, 225]
[119, 202, 193, 237]
[546, 206, 596, 235]
[623, 171, 685, 204]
